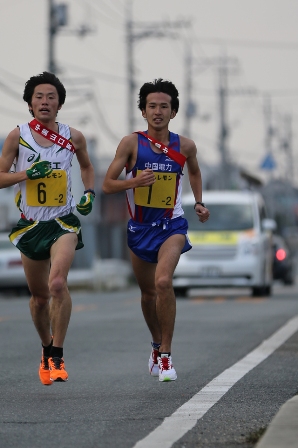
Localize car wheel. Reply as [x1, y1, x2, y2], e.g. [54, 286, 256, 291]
[251, 285, 271, 297]
[174, 287, 188, 298]
[263, 285, 272, 296]
[16, 286, 31, 296]
[283, 272, 294, 285]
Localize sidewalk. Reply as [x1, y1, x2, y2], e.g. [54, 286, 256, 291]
[256, 395, 298, 448]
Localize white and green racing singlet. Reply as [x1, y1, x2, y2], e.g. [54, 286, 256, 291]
[14, 122, 76, 221]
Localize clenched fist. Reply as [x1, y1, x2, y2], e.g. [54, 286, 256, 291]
[135, 168, 156, 187]
[26, 154, 52, 180]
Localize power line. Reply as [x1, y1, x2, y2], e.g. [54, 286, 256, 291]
[0, 68, 25, 85]
[0, 106, 28, 120]
[125, 0, 190, 133]
[58, 94, 91, 109]
[94, 0, 124, 19]
[90, 94, 121, 143]
[0, 81, 21, 101]
[48, 0, 95, 73]
[263, 89, 298, 97]
[194, 36, 298, 50]
[83, 0, 123, 29]
[64, 63, 126, 84]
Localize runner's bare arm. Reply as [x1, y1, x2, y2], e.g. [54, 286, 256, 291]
[102, 134, 156, 194]
[0, 128, 29, 188]
[180, 136, 210, 223]
[180, 136, 203, 201]
[71, 127, 95, 191]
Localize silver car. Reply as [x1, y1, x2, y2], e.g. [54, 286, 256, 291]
[173, 191, 276, 297]
[0, 233, 28, 290]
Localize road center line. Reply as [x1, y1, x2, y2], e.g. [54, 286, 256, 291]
[134, 314, 298, 448]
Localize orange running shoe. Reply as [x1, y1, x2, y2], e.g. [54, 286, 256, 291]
[49, 357, 68, 382]
[39, 350, 52, 386]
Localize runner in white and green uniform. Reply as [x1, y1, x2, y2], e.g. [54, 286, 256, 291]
[0, 71, 95, 385]
[9, 121, 83, 260]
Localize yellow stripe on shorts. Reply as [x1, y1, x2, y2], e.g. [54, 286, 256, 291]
[9, 221, 39, 246]
[55, 218, 80, 234]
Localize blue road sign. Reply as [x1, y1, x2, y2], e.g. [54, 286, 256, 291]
[260, 153, 276, 170]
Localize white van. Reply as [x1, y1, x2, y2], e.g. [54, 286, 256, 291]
[173, 190, 276, 296]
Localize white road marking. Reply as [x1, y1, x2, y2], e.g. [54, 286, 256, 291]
[134, 315, 298, 448]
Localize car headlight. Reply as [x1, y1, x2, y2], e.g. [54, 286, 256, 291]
[240, 239, 259, 255]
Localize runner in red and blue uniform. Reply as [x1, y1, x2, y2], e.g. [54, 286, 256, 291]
[103, 78, 210, 381]
[125, 130, 190, 263]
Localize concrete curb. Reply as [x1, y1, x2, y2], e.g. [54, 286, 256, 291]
[256, 395, 298, 448]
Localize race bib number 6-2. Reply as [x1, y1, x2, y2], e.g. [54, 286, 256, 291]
[26, 170, 67, 206]
[134, 170, 177, 208]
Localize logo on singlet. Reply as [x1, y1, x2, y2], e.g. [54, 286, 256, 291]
[27, 154, 36, 162]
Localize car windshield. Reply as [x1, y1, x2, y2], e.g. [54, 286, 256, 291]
[0, 240, 14, 250]
[183, 203, 254, 231]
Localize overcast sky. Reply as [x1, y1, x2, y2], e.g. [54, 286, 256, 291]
[1, 0, 298, 185]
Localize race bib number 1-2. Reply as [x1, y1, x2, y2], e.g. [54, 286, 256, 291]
[26, 170, 67, 206]
[134, 170, 177, 208]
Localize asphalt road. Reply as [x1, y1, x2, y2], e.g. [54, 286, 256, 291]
[0, 281, 297, 448]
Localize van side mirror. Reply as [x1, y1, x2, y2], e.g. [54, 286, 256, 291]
[261, 218, 277, 231]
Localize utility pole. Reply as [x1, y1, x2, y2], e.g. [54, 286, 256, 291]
[218, 55, 229, 187]
[264, 95, 274, 161]
[215, 53, 241, 188]
[260, 94, 277, 177]
[281, 114, 294, 184]
[183, 41, 197, 138]
[126, 0, 135, 135]
[48, 0, 67, 73]
[125, 0, 190, 133]
[49, 0, 55, 72]
[48, 0, 94, 74]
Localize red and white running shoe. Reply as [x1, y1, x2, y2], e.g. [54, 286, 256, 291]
[158, 354, 177, 382]
[148, 348, 159, 377]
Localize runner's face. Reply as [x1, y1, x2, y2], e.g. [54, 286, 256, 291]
[29, 84, 61, 121]
[142, 92, 176, 129]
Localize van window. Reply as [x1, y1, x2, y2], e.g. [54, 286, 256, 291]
[183, 204, 254, 231]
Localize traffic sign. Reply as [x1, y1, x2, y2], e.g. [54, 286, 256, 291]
[260, 153, 276, 170]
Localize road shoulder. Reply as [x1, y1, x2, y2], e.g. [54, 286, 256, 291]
[256, 395, 298, 448]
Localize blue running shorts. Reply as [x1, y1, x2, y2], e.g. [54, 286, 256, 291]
[127, 216, 192, 263]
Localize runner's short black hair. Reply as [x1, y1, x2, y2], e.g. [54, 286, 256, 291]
[23, 71, 66, 116]
[138, 78, 179, 113]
